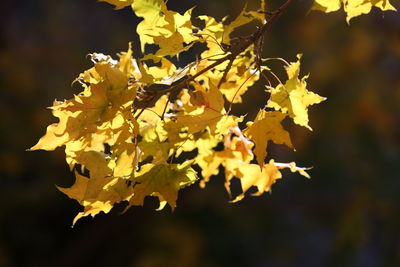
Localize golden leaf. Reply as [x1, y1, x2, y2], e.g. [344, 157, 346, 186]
[232, 160, 282, 202]
[267, 55, 326, 130]
[57, 151, 134, 225]
[127, 161, 198, 210]
[244, 110, 293, 166]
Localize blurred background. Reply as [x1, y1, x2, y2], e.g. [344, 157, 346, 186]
[1, 0, 400, 266]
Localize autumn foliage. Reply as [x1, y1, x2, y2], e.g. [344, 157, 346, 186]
[29, 0, 396, 225]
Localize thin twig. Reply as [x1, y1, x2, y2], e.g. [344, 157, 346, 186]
[134, 108, 145, 120]
[217, 55, 235, 88]
[161, 97, 170, 121]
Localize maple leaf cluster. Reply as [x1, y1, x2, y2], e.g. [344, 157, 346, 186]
[30, 0, 395, 225]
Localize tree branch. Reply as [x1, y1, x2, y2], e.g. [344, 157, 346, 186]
[134, 0, 296, 110]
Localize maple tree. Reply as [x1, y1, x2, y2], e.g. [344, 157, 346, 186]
[29, 0, 396, 225]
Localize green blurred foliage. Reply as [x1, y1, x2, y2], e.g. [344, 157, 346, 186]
[1, 0, 399, 266]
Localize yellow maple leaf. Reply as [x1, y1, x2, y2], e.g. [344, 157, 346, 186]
[77, 150, 112, 179]
[154, 32, 194, 57]
[174, 8, 197, 44]
[174, 109, 222, 134]
[244, 110, 293, 166]
[30, 50, 137, 153]
[232, 160, 311, 202]
[173, 108, 240, 136]
[174, 83, 224, 131]
[132, 0, 168, 51]
[128, 161, 198, 210]
[29, 84, 108, 151]
[69, 176, 134, 225]
[112, 142, 138, 177]
[153, 7, 197, 58]
[132, 0, 196, 54]
[80, 53, 129, 89]
[266, 55, 326, 130]
[118, 43, 142, 80]
[198, 43, 260, 104]
[57, 151, 135, 225]
[138, 123, 171, 163]
[58, 172, 115, 226]
[172, 82, 241, 135]
[64, 128, 113, 169]
[93, 62, 128, 90]
[30, 81, 136, 152]
[59, 107, 138, 171]
[176, 130, 220, 158]
[232, 160, 282, 202]
[197, 134, 253, 193]
[57, 171, 89, 204]
[72, 201, 114, 225]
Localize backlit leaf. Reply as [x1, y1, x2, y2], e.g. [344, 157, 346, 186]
[127, 161, 198, 210]
[244, 110, 293, 166]
[267, 55, 326, 130]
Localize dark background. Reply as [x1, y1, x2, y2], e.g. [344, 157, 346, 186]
[1, 0, 400, 266]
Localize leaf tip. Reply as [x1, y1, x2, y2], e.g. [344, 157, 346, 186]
[230, 194, 244, 203]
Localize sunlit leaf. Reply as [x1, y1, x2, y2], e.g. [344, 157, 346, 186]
[127, 161, 198, 210]
[266, 55, 326, 130]
[244, 110, 293, 166]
